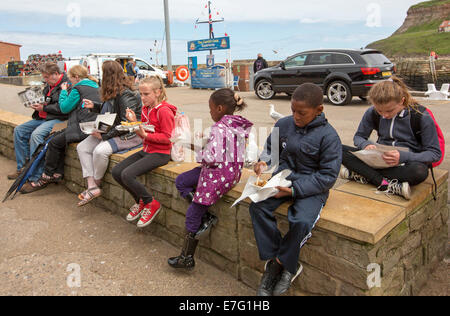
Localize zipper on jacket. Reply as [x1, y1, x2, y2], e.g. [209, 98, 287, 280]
[390, 115, 396, 146]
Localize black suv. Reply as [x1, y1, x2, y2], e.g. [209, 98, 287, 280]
[254, 49, 395, 105]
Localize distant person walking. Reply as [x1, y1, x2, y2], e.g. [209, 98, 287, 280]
[126, 59, 137, 78]
[254, 53, 268, 73]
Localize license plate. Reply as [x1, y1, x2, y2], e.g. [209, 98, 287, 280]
[382, 71, 392, 77]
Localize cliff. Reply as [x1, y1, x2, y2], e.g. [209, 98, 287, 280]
[367, 0, 450, 57]
[394, 0, 450, 35]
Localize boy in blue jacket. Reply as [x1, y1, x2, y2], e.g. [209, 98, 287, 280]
[250, 83, 342, 296]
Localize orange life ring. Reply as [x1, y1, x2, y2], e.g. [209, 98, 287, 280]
[176, 66, 190, 82]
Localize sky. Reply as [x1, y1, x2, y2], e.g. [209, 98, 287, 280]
[0, 0, 425, 66]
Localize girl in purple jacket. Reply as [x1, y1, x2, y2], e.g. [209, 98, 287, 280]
[168, 88, 253, 270]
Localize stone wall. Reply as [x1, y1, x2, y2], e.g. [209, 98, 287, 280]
[0, 110, 448, 296]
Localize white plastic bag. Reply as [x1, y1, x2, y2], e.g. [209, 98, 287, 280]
[170, 112, 191, 162]
[244, 131, 259, 168]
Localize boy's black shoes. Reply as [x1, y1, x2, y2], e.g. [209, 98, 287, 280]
[257, 259, 283, 296]
[273, 264, 303, 296]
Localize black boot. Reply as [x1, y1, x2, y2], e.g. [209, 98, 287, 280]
[184, 192, 195, 203]
[168, 231, 199, 270]
[195, 212, 218, 239]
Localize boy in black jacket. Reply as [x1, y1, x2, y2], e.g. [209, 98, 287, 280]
[250, 83, 342, 296]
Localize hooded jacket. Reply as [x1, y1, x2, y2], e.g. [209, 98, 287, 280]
[59, 79, 101, 143]
[141, 100, 178, 154]
[193, 114, 254, 206]
[260, 113, 342, 200]
[354, 106, 441, 164]
[32, 73, 70, 121]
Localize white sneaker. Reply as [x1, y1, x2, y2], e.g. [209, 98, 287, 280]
[339, 166, 368, 184]
[377, 180, 411, 200]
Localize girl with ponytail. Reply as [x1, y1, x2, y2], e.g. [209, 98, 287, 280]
[168, 88, 253, 270]
[341, 76, 442, 200]
[113, 75, 177, 228]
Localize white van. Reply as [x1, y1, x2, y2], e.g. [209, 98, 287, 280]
[57, 57, 83, 74]
[80, 53, 167, 84]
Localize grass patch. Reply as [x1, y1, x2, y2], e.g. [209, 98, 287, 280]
[410, 0, 450, 10]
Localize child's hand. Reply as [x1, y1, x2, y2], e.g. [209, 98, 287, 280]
[83, 99, 94, 109]
[91, 132, 102, 140]
[126, 108, 137, 122]
[365, 145, 377, 150]
[254, 161, 268, 176]
[31, 104, 44, 112]
[382, 150, 400, 166]
[136, 125, 147, 139]
[274, 186, 292, 199]
[61, 83, 68, 91]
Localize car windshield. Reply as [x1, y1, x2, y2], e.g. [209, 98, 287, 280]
[361, 53, 392, 66]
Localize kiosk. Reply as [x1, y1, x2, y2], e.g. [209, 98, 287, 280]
[188, 37, 232, 89]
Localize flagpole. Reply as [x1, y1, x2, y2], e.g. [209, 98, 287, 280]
[163, 0, 173, 73]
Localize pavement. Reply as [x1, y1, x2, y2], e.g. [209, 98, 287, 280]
[0, 83, 448, 296]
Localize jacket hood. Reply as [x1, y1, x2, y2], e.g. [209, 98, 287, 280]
[75, 78, 99, 89]
[219, 115, 253, 137]
[155, 100, 177, 115]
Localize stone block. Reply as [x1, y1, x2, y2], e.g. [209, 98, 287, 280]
[198, 247, 239, 278]
[295, 264, 338, 296]
[238, 224, 261, 271]
[239, 265, 261, 291]
[165, 208, 187, 236]
[300, 244, 369, 290]
[210, 226, 239, 262]
[400, 231, 422, 257]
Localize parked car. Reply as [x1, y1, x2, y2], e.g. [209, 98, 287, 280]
[80, 53, 168, 84]
[254, 49, 395, 105]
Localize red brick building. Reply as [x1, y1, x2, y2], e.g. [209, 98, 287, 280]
[0, 41, 22, 64]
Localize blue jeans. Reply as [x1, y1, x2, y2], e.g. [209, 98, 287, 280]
[13, 119, 63, 181]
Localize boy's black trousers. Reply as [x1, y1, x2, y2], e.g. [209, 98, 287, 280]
[249, 193, 327, 275]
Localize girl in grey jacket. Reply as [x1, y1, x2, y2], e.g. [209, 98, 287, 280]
[341, 77, 442, 200]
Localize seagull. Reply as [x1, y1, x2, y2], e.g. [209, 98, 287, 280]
[269, 104, 284, 122]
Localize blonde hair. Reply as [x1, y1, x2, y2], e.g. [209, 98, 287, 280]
[139, 75, 167, 104]
[68, 65, 98, 83]
[368, 76, 418, 111]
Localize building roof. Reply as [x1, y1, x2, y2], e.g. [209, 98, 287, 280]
[440, 20, 450, 28]
[0, 41, 22, 47]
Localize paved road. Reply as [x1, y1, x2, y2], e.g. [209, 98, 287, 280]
[0, 83, 448, 296]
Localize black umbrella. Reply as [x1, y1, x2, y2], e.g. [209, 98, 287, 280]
[3, 134, 54, 202]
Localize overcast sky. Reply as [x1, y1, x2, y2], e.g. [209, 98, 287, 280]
[0, 0, 424, 65]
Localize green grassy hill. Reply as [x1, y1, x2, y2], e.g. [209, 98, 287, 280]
[367, 1, 450, 57]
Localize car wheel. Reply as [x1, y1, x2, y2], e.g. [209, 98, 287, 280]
[327, 81, 352, 106]
[255, 80, 275, 100]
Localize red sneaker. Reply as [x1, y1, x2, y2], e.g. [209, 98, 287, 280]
[137, 199, 162, 228]
[126, 199, 144, 222]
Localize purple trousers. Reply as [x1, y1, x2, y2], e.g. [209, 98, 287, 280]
[175, 167, 209, 233]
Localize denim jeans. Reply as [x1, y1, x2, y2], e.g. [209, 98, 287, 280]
[13, 119, 63, 181]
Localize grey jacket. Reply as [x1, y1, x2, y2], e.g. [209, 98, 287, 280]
[260, 113, 342, 199]
[354, 106, 441, 164]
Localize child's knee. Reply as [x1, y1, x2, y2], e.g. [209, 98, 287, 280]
[410, 164, 429, 186]
[111, 165, 122, 182]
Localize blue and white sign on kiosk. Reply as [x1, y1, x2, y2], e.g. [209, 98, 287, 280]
[188, 37, 230, 52]
[187, 36, 232, 90]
